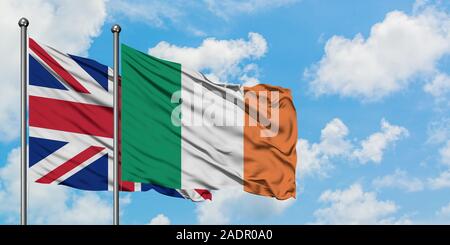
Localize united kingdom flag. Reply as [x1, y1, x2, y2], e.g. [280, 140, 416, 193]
[28, 38, 211, 201]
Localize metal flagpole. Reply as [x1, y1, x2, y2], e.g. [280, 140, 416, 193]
[19, 17, 29, 226]
[111, 24, 121, 225]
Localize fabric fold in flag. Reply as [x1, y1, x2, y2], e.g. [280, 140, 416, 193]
[28, 37, 211, 202]
[121, 44, 297, 200]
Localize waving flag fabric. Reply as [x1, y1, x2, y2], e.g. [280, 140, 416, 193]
[28, 38, 211, 201]
[121, 44, 297, 200]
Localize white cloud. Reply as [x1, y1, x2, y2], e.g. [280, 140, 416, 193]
[372, 169, 424, 192]
[204, 0, 298, 20]
[352, 119, 409, 164]
[298, 139, 330, 177]
[299, 118, 408, 177]
[148, 214, 171, 225]
[437, 202, 450, 217]
[426, 119, 450, 177]
[427, 117, 450, 144]
[240, 75, 261, 86]
[428, 170, 450, 189]
[319, 118, 352, 156]
[298, 118, 350, 177]
[313, 183, 410, 224]
[439, 140, 450, 165]
[0, 148, 112, 224]
[108, 0, 181, 28]
[240, 63, 262, 86]
[196, 188, 294, 224]
[424, 73, 450, 98]
[0, 85, 20, 141]
[48, 192, 111, 225]
[149, 32, 267, 83]
[0, 0, 107, 141]
[306, 6, 450, 101]
[108, 1, 296, 36]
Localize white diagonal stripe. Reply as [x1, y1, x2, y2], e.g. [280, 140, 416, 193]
[54, 149, 108, 184]
[29, 142, 86, 182]
[29, 50, 71, 91]
[37, 42, 113, 101]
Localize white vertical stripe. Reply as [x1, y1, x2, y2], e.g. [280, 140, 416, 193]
[180, 67, 244, 189]
[134, 182, 141, 192]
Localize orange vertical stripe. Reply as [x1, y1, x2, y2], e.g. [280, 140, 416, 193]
[243, 85, 297, 200]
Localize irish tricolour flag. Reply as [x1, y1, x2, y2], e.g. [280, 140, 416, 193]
[121, 45, 297, 200]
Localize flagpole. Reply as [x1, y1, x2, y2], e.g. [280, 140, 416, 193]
[112, 24, 121, 226]
[18, 17, 29, 226]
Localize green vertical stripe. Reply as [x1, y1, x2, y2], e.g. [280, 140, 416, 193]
[121, 44, 182, 188]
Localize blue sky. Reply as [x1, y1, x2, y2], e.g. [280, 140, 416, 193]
[1, 0, 450, 224]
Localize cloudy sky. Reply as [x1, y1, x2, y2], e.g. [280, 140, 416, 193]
[1, 0, 450, 225]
